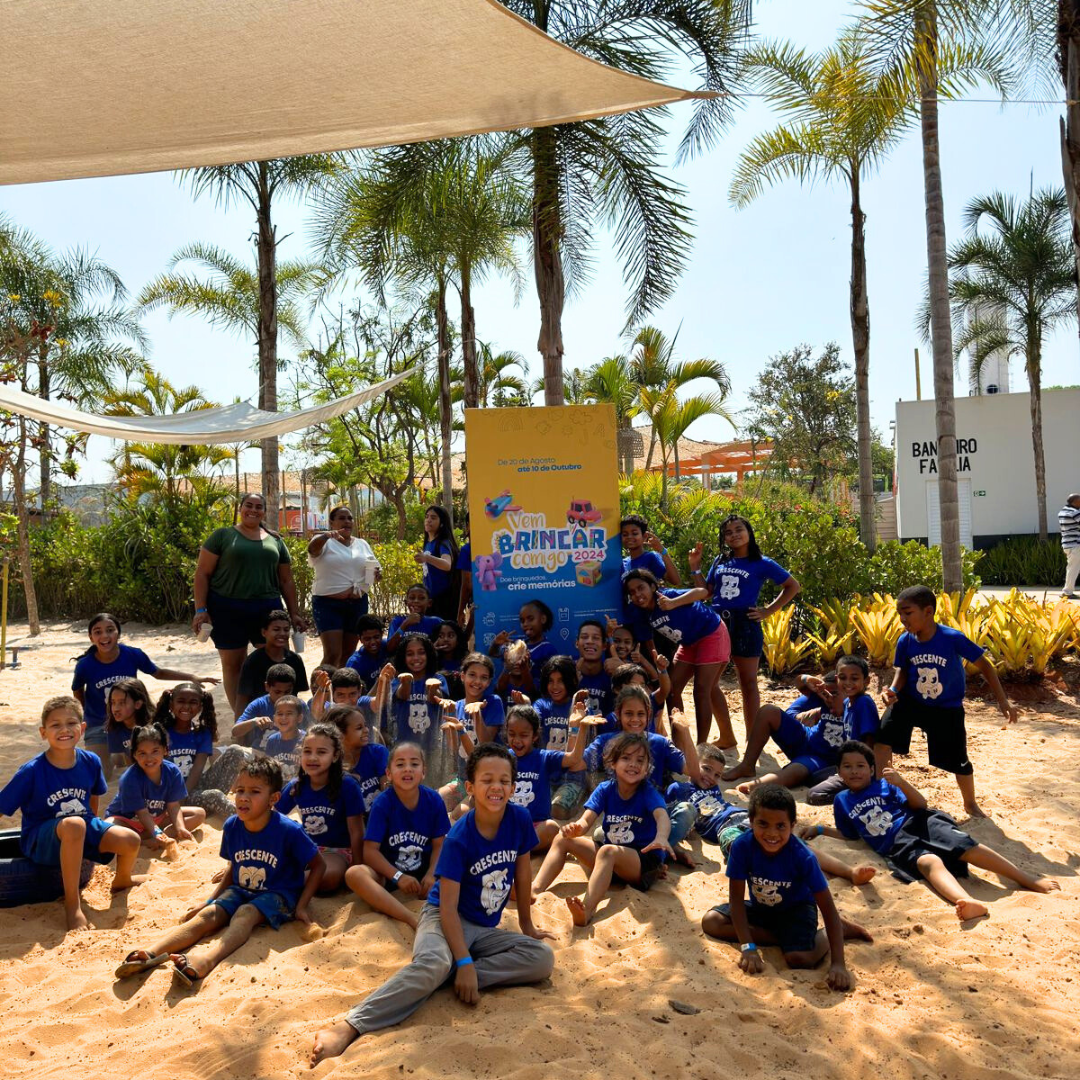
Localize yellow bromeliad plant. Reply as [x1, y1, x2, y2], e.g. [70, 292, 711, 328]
[982, 590, 1077, 676]
[805, 625, 857, 667]
[761, 607, 815, 676]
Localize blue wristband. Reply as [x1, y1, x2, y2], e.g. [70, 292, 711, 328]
[740, 943, 757, 953]
[195, 607, 208, 614]
[817, 824, 825, 837]
[455, 956, 474, 969]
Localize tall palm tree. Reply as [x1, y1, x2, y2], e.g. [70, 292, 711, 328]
[860, 0, 1053, 588]
[583, 355, 641, 474]
[497, 2, 752, 405]
[475, 343, 529, 407]
[919, 188, 1075, 539]
[181, 157, 341, 512]
[731, 30, 916, 551]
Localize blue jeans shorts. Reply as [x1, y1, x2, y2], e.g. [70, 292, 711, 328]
[312, 593, 369, 635]
[720, 609, 764, 659]
[25, 816, 116, 866]
[208, 885, 299, 929]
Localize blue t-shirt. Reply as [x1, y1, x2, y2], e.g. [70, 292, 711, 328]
[364, 784, 451, 876]
[219, 810, 319, 895]
[389, 614, 444, 641]
[510, 748, 567, 821]
[631, 588, 721, 648]
[423, 538, 454, 598]
[622, 550, 667, 579]
[429, 803, 538, 927]
[705, 555, 789, 611]
[165, 726, 214, 782]
[350, 742, 390, 812]
[803, 694, 880, 762]
[833, 779, 911, 856]
[784, 691, 830, 724]
[106, 722, 135, 756]
[526, 638, 557, 683]
[344, 645, 387, 687]
[584, 731, 685, 791]
[72, 645, 158, 730]
[894, 625, 984, 710]
[389, 673, 449, 760]
[584, 779, 666, 851]
[534, 698, 574, 752]
[106, 760, 187, 818]
[453, 696, 506, 776]
[456, 542, 472, 572]
[265, 730, 305, 779]
[237, 694, 314, 725]
[665, 781, 743, 843]
[277, 773, 366, 849]
[725, 831, 828, 908]
[0, 749, 108, 853]
[600, 703, 659, 737]
[577, 670, 613, 716]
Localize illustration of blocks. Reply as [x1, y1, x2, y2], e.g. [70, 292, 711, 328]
[575, 560, 602, 586]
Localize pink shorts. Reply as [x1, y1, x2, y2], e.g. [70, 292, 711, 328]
[318, 845, 354, 865]
[674, 623, 731, 666]
[108, 811, 168, 835]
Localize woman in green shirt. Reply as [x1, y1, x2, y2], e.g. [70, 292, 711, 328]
[192, 493, 304, 712]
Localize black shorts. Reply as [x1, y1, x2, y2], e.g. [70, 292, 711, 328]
[712, 899, 820, 954]
[886, 809, 977, 882]
[878, 698, 972, 776]
[719, 609, 764, 659]
[613, 849, 666, 892]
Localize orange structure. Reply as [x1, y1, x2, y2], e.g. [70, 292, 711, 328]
[645, 438, 773, 487]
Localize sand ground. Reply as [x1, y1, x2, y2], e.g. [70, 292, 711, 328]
[0, 620, 1077, 1080]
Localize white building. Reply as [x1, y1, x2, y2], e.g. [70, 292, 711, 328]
[894, 387, 1080, 547]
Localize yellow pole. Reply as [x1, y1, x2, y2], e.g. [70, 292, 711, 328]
[914, 347, 922, 401]
[0, 557, 8, 672]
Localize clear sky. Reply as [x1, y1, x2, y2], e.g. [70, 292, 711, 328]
[1, 1, 1074, 485]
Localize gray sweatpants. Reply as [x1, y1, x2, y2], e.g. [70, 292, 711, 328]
[345, 902, 554, 1035]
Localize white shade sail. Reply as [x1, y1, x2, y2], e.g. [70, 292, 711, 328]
[0, 370, 410, 444]
[0, 0, 705, 186]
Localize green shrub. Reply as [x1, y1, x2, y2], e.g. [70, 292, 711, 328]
[976, 536, 1066, 586]
[368, 541, 423, 621]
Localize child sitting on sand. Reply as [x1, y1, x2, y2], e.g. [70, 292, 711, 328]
[811, 741, 1059, 921]
[115, 755, 324, 988]
[702, 784, 871, 991]
[310, 744, 554, 1066]
[531, 732, 676, 925]
[328, 704, 390, 813]
[264, 695, 307, 781]
[0, 696, 144, 932]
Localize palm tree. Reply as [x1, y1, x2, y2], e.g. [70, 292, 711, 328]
[730, 30, 914, 551]
[1059, 3, 1080, 325]
[859, 0, 1053, 588]
[920, 188, 1075, 539]
[583, 355, 641, 474]
[476, 343, 529, 407]
[180, 158, 341, 512]
[496, 1, 752, 405]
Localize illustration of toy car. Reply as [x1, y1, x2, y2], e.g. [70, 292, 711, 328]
[567, 499, 602, 526]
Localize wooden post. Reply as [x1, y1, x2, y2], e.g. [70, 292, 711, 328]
[914, 347, 922, 400]
[1, 557, 8, 671]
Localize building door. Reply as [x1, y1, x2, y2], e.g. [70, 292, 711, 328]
[926, 478, 972, 548]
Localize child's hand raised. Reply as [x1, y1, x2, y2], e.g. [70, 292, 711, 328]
[669, 709, 689, 729]
[687, 542, 704, 574]
[603, 656, 622, 676]
[655, 653, 670, 672]
[881, 686, 898, 706]
[464, 701, 485, 719]
[399, 671, 414, 684]
[880, 766, 901, 785]
[509, 689, 530, 705]
[645, 531, 665, 553]
[379, 663, 397, 681]
[655, 593, 675, 611]
[492, 630, 511, 647]
[826, 963, 852, 992]
[605, 616, 620, 637]
[738, 947, 765, 975]
[425, 678, 444, 692]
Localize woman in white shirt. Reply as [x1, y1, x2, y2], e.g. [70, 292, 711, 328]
[308, 506, 381, 667]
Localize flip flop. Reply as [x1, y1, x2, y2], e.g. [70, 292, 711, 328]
[171, 955, 202, 990]
[114, 951, 168, 979]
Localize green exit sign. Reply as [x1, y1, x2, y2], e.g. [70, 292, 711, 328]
[973, 489, 987, 497]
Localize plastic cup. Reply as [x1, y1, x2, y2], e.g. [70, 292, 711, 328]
[292, 630, 306, 654]
[197, 622, 213, 643]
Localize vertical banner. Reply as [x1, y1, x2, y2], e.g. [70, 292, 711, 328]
[465, 404, 622, 657]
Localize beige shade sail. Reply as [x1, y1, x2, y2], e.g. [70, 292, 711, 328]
[0, 370, 410, 444]
[0, 0, 706, 186]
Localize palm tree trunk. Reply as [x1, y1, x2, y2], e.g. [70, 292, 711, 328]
[460, 262, 479, 411]
[917, 8, 962, 590]
[37, 343, 51, 510]
[674, 439, 681, 480]
[1059, 1, 1080, 333]
[533, 128, 565, 406]
[256, 161, 280, 523]
[1028, 339, 1048, 540]
[436, 276, 455, 526]
[849, 168, 875, 552]
[13, 416, 40, 635]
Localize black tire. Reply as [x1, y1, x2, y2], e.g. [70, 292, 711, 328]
[0, 827, 93, 908]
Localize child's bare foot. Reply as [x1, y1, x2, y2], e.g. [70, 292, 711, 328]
[840, 916, 874, 942]
[65, 906, 89, 932]
[310, 1020, 359, 1066]
[963, 802, 989, 819]
[736, 781, 757, 795]
[566, 896, 590, 927]
[1028, 876, 1060, 893]
[111, 873, 149, 893]
[955, 898, 989, 921]
[672, 846, 696, 868]
[850, 865, 876, 886]
[721, 762, 755, 782]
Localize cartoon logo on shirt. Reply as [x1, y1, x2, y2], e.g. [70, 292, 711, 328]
[511, 780, 534, 807]
[408, 702, 431, 735]
[547, 727, 569, 751]
[480, 868, 510, 914]
[237, 865, 267, 890]
[172, 753, 194, 776]
[696, 796, 723, 818]
[606, 819, 635, 845]
[397, 844, 424, 872]
[750, 877, 783, 907]
[303, 813, 328, 836]
[719, 575, 741, 601]
[821, 719, 846, 747]
[655, 624, 683, 643]
[915, 667, 943, 700]
[859, 805, 894, 837]
[56, 798, 86, 816]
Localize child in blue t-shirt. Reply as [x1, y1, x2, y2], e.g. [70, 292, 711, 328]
[0, 696, 143, 932]
[434, 619, 468, 698]
[574, 620, 614, 716]
[104, 678, 152, 772]
[346, 740, 452, 930]
[345, 615, 389, 685]
[416, 505, 458, 621]
[490, 599, 557, 699]
[810, 741, 1059, 921]
[387, 634, 452, 785]
[525, 654, 585, 820]
[265, 695, 307, 782]
[105, 722, 206, 848]
[598, 660, 671, 736]
[386, 584, 444, 654]
[620, 514, 681, 584]
[665, 743, 748, 846]
[324, 701, 389, 811]
[731, 657, 879, 798]
[116, 756, 324, 988]
[71, 611, 212, 778]
[310, 744, 554, 1066]
[532, 732, 675, 926]
[879, 585, 1017, 817]
[277, 722, 365, 892]
[702, 784, 869, 990]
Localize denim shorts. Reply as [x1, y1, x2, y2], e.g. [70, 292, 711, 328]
[312, 593, 369, 635]
[208, 884, 299, 929]
[206, 592, 285, 650]
[719, 609, 764, 659]
[24, 816, 116, 866]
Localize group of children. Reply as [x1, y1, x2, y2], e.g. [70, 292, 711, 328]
[0, 519, 1065, 1067]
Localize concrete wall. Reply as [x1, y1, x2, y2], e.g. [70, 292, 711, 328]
[895, 388, 1080, 545]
